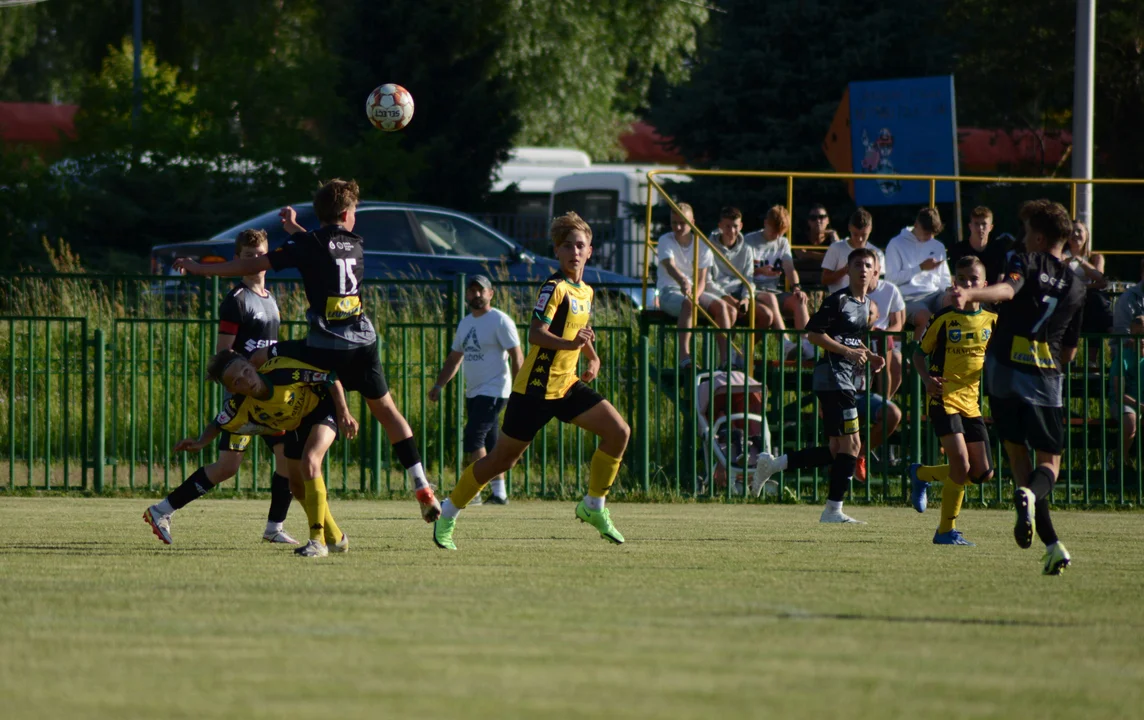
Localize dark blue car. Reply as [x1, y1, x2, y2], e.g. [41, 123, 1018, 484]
[150, 202, 647, 308]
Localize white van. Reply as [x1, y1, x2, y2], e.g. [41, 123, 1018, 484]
[491, 147, 593, 216]
[550, 167, 690, 278]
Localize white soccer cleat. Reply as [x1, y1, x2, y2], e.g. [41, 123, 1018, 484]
[262, 529, 299, 545]
[330, 532, 349, 554]
[294, 539, 329, 558]
[820, 507, 867, 524]
[750, 453, 781, 497]
[143, 505, 173, 545]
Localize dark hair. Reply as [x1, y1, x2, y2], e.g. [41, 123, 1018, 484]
[915, 207, 944, 235]
[849, 207, 872, 230]
[955, 255, 986, 274]
[314, 178, 361, 224]
[720, 206, 742, 222]
[1019, 199, 1072, 247]
[848, 247, 878, 266]
[205, 349, 243, 383]
[235, 228, 268, 254]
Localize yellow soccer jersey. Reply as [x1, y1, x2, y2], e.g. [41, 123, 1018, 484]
[213, 356, 335, 436]
[513, 272, 593, 399]
[919, 306, 997, 417]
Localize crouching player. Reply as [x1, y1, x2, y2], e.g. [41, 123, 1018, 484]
[908, 256, 997, 546]
[751, 248, 884, 524]
[146, 347, 359, 558]
[432, 212, 631, 550]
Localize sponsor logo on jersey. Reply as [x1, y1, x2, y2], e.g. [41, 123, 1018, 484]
[325, 295, 362, 321]
[948, 328, 962, 342]
[242, 338, 277, 354]
[1010, 337, 1055, 369]
[533, 286, 554, 314]
[328, 241, 355, 251]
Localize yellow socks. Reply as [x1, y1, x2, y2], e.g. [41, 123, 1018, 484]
[917, 464, 951, 484]
[303, 475, 329, 543]
[449, 464, 486, 510]
[588, 449, 622, 500]
[323, 506, 343, 546]
[938, 480, 965, 533]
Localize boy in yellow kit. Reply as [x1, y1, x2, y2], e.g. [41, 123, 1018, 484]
[433, 212, 631, 550]
[908, 257, 997, 546]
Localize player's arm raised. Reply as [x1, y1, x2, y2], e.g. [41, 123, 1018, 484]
[174, 254, 272, 278]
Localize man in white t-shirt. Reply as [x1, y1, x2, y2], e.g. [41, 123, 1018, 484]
[821, 208, 885, 294]
[429, 275, 524, 504]
[885, 207, 952, 340]
[656, 203, 735, 368]
[743, 205, 814, 358]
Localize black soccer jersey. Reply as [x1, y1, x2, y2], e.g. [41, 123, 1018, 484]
[806, 287, 871, 392]
[988, 252, 1085, 378]
[218, 284, 280, 358]
[268, 225, 376, 349]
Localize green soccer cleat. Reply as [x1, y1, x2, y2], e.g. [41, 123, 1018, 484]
[433, 517, 457, 550]
[575, 501, 625, 544]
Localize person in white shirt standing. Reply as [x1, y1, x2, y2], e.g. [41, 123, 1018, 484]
[820, 208, 885, 294]
[656, 203, 735, 368]
[884, 207, 952, 340]
[429, 275, 524, 505]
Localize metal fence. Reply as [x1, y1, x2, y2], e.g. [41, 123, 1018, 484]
[2, 280, 1142, 504]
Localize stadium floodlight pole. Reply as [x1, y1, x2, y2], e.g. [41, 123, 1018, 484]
[132, 0, 143, 138]
[1072, 0, 1096, 234]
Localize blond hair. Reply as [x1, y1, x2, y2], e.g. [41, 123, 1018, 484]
[550, 211, 592, 245]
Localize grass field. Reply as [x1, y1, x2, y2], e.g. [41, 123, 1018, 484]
[2, 498, 1142, 719]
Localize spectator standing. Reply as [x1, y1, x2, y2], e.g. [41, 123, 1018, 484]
[744, 205, 814, 359]
[885, 207, 952, 339]
[947, 206, 1011, 284]
[429, 275, 525, 505]
[821, 208, 885, 293]
[656, 203, 735, 368]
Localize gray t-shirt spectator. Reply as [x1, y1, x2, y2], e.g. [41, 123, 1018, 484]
[1113, 281, 1144, 334]
[707, 229, 756, 301]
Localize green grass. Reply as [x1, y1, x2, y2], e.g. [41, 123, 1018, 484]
[2, 499, 1143, 719]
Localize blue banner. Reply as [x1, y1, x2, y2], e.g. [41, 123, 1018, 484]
[849, 76, 957, 206]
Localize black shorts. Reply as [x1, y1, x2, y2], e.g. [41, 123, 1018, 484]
[216, 431, 285, 454]
[988, 395, 1064, 455]
[500, 382, 604, 443]
[280, 394, 340, 461]
[464, 395, 508, 453]
[929, 409, 990, 444]
[270, 339, 388, 400]
[817, 389, 859, 437]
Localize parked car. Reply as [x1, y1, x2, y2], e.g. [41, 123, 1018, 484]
[150, 202, 647, 309]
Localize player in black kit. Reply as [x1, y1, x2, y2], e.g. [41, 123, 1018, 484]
[950, 200, 1085, 575]
[751, 247, 885, 524]
[174, 180, 442, 552]
[145, 229, 301, 546]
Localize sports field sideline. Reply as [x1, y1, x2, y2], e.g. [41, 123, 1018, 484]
[1, 498, 1141, 719]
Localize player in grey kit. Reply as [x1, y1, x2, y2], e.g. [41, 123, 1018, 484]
[144, 229, 301, 546]
[751, 247, 884, 524]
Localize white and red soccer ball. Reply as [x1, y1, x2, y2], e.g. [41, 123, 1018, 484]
[366, 83, 414, 132]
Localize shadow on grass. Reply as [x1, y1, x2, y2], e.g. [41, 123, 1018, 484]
[0, 542, 214, 556]
[773, 609, 1079, 628]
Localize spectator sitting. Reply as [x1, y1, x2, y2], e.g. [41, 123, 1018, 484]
[1065, 220, 1107, 288]
[793, 202, 836, 286]
[947, 206, 1010, 284]
[655, 203, 735, 369]
[1113, 257, 1144, 334]
[820, 207, 885, 293]
[744, 205, 814, 359]
[867, 246, 907, 400]
[885, 206, 952, 340]
[1111, 316, 1144, 467]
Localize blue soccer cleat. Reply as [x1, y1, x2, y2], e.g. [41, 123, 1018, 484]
[933, 529, 976, 546]
[908, 463, 929, 513]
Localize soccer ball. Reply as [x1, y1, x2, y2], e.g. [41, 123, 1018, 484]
[366, 83, 414, 132]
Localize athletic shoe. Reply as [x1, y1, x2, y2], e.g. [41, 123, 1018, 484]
[819, 506, 866, 524]
[933, 529, 976, 546]
[330, 532, 349, 554]
[416, 486, 442, 523]
[143, 505, 173, 545]
[294, 539, 328, 558]
[750, 452, 782, 497]
[855, 455, 867, 483]
[1042, 542, 1071, 576]
[782, 338, 798, 358]
[908, 463, 929, 513]
[575, 501, 625, 544]
[1013, 487, 1036, 549]
[433, 517, 457, 550]
[262, 529, 299, 544]
[485, 495, 509, 506]
[801, 340, 817, 360]
[468, 493, 484, 507]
